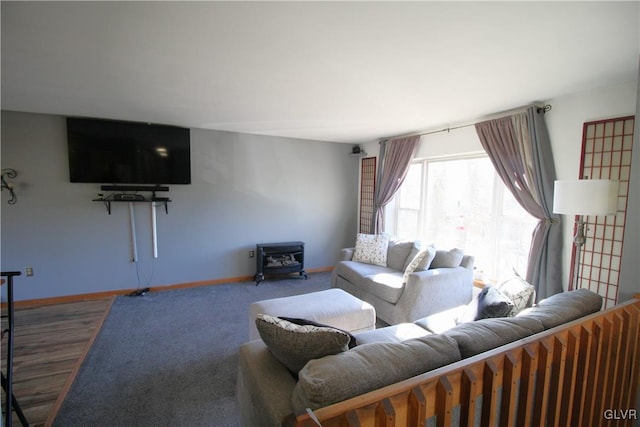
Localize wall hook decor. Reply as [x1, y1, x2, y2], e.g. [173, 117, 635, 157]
[1, 168, 17, 204]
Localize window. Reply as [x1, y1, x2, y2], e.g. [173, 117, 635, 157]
[386, 155, 538, 283]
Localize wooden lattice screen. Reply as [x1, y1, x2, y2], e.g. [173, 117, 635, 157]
[359, 157, 376, 234]
[571, 116, 635, 308]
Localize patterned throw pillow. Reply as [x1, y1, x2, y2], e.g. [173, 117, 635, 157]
[255, 314, 351, 374]
[279, 317, 357, 349]
[352, 233, 389, 266]
[496, 274, 536, 316]
[402, 246, 436, 283]
[415, 244, 437, 271]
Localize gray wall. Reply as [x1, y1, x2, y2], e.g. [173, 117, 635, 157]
[0, 111, 359, 301]
[545, 80, 638, 292]
[618, 64, 640, 303]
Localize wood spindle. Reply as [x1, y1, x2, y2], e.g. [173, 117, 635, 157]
[593, 317, 614, 424]
[517, 345, 537, 427]
[607, 313, 625, 421]
[460, 368, 479, 427]
[376, 398, 396, 427]
[481, 360, 499, 427]
[435, 377, 453, 427]
[622, 306, 640, 410]
[345, 410, 362, 427]
[572, 324, 593, 427]
[500, 351, 519, 427]
[408, 386, 427, 427]
[547, 335, 567, 426]
[560, 330, 580, 426]
[585, 320, 604, 425]
[533, 340, 552, 427]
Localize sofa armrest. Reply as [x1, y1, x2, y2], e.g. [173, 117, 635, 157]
[237, 340, 297, 427]
[392, 267, 474, 323]
[339, 247, 355, 261]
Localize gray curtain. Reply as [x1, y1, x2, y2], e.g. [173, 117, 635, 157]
[373, 135, 420, 234]
[475, 107, 563, 300]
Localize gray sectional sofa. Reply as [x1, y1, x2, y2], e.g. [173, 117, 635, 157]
[236, 288, 603, 427]
[331, 239, 474, 324]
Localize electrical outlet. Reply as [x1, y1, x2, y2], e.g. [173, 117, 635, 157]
[248, 250, 255, 258]
[25, 266, 34, 277]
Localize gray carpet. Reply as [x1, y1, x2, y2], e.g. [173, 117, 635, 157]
[53, 272, 332, 427]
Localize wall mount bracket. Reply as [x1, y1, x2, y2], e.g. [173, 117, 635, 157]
[93, 185, 171, 215]
[92, 185, 171, 260]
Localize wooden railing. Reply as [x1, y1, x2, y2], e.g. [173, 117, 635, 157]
[289, 296, 640, 427]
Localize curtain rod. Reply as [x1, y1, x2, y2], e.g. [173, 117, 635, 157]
[382, 104, 552, 141]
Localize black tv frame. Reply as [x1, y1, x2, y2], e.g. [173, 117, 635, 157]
[67, 117, 191, 185]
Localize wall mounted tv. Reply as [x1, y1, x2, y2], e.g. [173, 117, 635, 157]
[67, 117, 191, 184]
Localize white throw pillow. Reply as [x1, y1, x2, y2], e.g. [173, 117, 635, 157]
[415, 244, 437, 271]
[496, 274, 536, 316]
[352, 233, 389, 266]
[402, 246, 436, 282]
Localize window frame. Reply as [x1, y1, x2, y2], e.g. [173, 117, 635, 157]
[386, 152, 537, 282]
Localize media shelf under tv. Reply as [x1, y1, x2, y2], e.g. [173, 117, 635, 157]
[93, 185, 171, 215]
[92, 185, 171, 261]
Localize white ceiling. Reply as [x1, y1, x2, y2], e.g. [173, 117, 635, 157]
[2, 1, 638, 144]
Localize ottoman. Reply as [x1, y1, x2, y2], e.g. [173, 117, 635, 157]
[248, 288, 376, 340]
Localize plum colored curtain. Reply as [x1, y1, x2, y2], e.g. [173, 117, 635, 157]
[373, 136, 420, 234]
[475, 107, 562, 300]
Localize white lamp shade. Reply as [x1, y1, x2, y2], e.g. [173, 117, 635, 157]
[553, 179, 619, 216]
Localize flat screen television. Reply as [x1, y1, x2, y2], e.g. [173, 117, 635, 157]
[67, 117, 191, 184]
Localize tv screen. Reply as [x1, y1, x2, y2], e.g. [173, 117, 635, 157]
[67, 117, 191, 184]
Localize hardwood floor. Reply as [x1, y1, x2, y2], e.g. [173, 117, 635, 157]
[1, 297, 113, 426]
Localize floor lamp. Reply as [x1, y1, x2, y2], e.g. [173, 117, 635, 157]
[553, 179, 619, 290]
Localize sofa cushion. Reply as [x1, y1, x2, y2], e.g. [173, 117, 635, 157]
[457, 286, 514, 323]
[386, 239, 414, 271]
[414, 305, 467, 334]
[353, 233, 389, 266]
[516, 288, 603, 329]
[443, 317, 545, 358]
[354, 323, 431, 344]
[361, 272, 405, 304]
[255, 314, 351, 374]
[496, 274, 536, 315]
[431, 248, 464, 268]
[334, 261, 398, 287]
[291, 334, 461, 411]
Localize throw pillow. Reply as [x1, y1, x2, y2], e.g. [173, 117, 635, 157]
[457, 286, 514, 323]
[255, 314, 351, 374]
[496, 274, 536, 316]
[402, 246, 436, 282]
[279, 316, 357, 349]
[402, 241, 423, 270]
[430, 248, 464, 268]
[352, 233, 389, 267]
[386, 239, 414, 271]
[415, 244, 436, 271]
